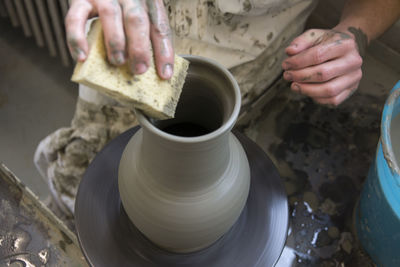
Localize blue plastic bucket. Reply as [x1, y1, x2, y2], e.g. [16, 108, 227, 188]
[356, 81, 400, 267]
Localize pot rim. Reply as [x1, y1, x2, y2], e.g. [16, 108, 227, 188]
[135, 55, 241, 143]
[381, 80, 400, 181]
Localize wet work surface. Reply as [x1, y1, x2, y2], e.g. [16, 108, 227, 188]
[241, 75, 392, 266]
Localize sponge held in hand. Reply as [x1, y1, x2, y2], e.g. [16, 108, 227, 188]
[71, 20, 189, 120]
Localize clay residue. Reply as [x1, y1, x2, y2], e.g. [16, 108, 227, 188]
[0, 164, 88, 266]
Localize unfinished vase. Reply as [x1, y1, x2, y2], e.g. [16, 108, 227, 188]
[118, 55, 250, 253]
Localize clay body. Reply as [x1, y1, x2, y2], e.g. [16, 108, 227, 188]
[118, 56, 250, 253]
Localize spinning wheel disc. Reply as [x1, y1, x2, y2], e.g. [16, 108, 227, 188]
[75, 126, 288, 266]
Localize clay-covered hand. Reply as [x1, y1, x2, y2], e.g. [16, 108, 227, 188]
[282, 28, 365, 106]
[65, 0, 174, 79]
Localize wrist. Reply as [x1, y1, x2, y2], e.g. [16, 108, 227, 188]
[333, 24, 368, 57]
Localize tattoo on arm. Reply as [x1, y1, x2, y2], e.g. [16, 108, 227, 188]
[313, 30, 351, 47]
[348, 27, 368, 57]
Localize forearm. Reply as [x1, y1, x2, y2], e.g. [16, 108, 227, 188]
[335, 0, 400, 43]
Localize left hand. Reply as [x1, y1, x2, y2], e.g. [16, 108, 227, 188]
[282, 28, 363, 106]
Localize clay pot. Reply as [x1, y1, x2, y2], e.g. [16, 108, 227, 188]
[118, 55, 250, 253]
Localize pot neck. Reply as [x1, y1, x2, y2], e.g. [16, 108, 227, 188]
[139, 126, 232, 192]
[134, 55, 241, 192]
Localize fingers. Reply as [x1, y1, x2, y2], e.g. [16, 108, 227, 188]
[283, 39, 357, 71]
[97, 0, 126, 65]
[66, 0, 173, 79]
[283, 52, 362, 83]
[290, 68, 362, 105]
[283, 28, 364, 106]
[65, 0, 94, 61]
[121, 0, 151, 74]
[283, 29, 357, 71]
[313, 86, 359, 106]
[147, 0, 174, 80]
[285, 29, 325, 56]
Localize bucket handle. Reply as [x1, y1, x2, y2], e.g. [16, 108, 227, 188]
[381, 80, 400, 186]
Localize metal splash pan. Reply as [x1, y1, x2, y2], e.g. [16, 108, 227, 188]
[0, 163, 88, 266]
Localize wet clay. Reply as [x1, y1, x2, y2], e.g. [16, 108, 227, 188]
[118, 56, 251, 253]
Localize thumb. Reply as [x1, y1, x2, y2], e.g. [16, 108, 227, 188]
[285, 29, 326, 56]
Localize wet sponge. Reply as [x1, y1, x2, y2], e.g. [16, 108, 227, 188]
[71, 20, 189, 120]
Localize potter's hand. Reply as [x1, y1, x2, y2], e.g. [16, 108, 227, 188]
[65, 0, 174, 79]
[282, 28, 363, 106]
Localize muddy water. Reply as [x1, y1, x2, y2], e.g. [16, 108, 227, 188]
[391, 113, 400, 169]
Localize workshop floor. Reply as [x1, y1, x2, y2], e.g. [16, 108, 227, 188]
[0, 18, 78, 200]
[1, 15, 399, 266]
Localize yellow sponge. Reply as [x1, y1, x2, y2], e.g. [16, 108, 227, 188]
[71, 20, 189, 120]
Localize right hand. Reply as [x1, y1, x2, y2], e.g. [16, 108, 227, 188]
[65, 0, 174, 80]
[282, 28, 364, 106]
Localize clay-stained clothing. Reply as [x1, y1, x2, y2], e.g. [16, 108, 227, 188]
[166, 0, 317, 105]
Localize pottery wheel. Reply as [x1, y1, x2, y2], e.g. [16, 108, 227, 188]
[75, 126, 288, 267]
